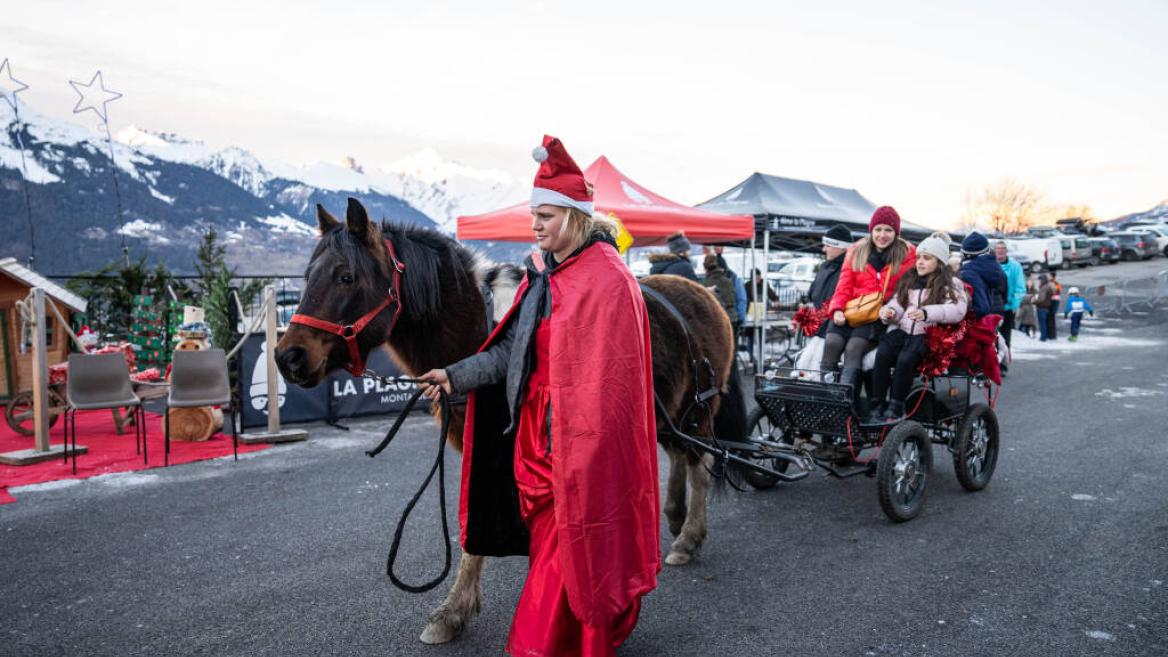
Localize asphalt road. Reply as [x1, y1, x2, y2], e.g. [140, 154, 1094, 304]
[3, 312, 1166, 656]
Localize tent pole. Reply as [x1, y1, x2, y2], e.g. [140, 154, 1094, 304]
[761, 226, 770, 368]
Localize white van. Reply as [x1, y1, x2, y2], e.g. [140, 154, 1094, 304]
[1002, 237, 1063, 274]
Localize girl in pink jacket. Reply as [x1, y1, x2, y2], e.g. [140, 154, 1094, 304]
[870, 233, 968, 421]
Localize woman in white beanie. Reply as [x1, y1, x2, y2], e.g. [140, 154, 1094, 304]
[870, 233, 968, 420]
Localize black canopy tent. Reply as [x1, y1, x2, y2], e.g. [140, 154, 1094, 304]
[698, 172, 936, 252]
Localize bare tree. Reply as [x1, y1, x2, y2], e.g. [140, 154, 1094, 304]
[963, 179, 1044, 234]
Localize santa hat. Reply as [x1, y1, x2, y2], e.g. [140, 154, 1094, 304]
[530, 135, 593, 214]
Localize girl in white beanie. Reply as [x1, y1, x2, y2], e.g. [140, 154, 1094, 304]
[870, 233, 968, 420]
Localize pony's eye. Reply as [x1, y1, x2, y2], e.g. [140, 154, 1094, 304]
[339, 273, 354, 285]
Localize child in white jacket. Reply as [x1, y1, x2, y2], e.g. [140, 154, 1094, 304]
[870, 233, 968, 421]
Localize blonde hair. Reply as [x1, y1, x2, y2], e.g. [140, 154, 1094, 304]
[849, 235, 911, 273]
[564, 207, 620, 247]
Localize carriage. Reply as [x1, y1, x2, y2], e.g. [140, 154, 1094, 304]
[734, 364, 1001, 521]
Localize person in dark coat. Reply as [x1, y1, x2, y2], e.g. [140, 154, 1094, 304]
[647, 231, 698, 281]
[958, 232, 1007, 319]
[703, 254, 739, 324]
[746, 268, 779, 305]
[805, 224, 851, 338]
[714, 246, 747, 353]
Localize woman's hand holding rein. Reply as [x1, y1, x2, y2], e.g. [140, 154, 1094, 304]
[418, 369, 452, 401]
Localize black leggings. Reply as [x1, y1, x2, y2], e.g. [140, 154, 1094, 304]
[821, 321, 882, 370]
[871, 331, 927, 403]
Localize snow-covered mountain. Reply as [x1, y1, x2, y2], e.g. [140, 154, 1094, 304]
[372, 149, 526, 233]
[1, 104, 524, 274]
[114, 127, 526, 231]
[1107, 199, 1168, 227]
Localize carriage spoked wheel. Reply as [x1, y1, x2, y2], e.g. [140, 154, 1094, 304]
[5, 391, 63, 436]
[734, 406, 793, 490]
[876, 420, 932, 522]
[952, 403, 999, 492]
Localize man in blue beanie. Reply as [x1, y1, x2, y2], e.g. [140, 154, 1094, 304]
[960, 231, 1007, 319]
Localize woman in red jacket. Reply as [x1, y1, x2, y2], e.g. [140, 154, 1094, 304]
[821, 206, 917, 390]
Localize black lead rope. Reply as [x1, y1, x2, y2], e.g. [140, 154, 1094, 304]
[363, 373, 452, 594]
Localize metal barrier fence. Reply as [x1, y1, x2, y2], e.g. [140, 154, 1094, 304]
[1079, 270, 1168, 315]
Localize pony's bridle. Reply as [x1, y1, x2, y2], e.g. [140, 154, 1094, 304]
[289, 238, 406, 376]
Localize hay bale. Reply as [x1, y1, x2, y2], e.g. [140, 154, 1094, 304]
[168, 407, 224, 442]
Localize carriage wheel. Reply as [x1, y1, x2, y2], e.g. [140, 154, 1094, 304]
[953, 403, 999, 492]
[734, 406, 791, 490]
[5, 391, 61, 436]
[876, 421, 932, 522]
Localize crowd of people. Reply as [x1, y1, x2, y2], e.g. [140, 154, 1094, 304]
[711, 205, 1103, 422]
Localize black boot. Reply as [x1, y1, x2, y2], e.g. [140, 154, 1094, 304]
[840, 367, 863, 414]
[819, 363, 841, 383]
[883, 399, 906, 421]
[868, 400, 888, 423]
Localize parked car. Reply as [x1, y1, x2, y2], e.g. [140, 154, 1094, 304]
[768, 257, 821, 296]
[1127, 225, 1168, 257]
[1002, 237, 1063, 273]
[1057, 236, 1093, 269]
[1087, 237, 1121, 265]
[1110, 232, 1160, 261]
[1007, 250, 1032, 271]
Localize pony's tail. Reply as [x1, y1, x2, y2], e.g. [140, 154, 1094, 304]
[711, 355, 749, 495]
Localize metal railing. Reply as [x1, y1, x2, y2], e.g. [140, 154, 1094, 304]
[1079, 270, 1168, 315]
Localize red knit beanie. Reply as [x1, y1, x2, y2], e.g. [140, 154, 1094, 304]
[869, 206, 901, 234]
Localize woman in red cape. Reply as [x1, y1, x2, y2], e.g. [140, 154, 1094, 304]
[419, 135, 660, 657]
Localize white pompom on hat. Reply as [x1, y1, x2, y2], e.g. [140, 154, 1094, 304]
[529, 135, 593, 214]
[916, 231, 953, 264]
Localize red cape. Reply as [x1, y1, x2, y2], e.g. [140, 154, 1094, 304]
[459, 241, 660, 624]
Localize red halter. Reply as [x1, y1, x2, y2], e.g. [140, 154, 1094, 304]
[290, 238, 406, 376]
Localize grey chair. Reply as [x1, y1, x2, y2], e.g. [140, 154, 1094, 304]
[64, 352, 145, 474]
[165, 349, 238, 466]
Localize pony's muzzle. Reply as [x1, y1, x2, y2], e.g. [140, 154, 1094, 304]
[275, 345, 311, 384]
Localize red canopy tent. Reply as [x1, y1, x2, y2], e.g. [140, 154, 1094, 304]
[456, 156, 754, 246]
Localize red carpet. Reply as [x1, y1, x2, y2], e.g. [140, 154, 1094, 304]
[0, 409, 269, 505]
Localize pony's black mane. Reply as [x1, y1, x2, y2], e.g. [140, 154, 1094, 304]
[380, 221, 481, 322]
[311, 220, 480, 325]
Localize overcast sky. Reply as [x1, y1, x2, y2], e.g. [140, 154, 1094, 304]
[3, 0, 1166, 227]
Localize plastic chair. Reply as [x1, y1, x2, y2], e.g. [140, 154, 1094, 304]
[165, 349, 238, 466]
[64, 352, 145, 474]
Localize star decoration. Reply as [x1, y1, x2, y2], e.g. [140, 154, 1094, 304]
[69, 70, 122, 123]
[0, 58, 30, 112]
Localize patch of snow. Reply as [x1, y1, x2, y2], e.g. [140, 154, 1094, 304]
[258, 214, 315, 236]
[1084, 630, 1114, 641]
[149, 187, 174, 204]
[92, 472, 161, 488]
[10, 478, 82, 494]
[117, 219, 171, 244]
[1071, 494, 1097, 501]
[1095, 387, 1165, 400]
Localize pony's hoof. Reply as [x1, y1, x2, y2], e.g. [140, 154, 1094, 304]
[665, 550, 693, 566]
[420, 621, 457, 645]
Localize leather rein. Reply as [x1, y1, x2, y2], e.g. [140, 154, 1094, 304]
[289, 238, 406, 376]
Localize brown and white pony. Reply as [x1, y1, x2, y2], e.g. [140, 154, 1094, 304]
[276, 199, 746, 644]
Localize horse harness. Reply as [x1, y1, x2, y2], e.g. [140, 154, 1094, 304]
[289, 238, 406, 376]
[639, 284, 722, 432]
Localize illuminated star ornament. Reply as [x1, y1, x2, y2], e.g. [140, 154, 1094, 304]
[69, 70, 123, 123]
[0, 57, 30, 112]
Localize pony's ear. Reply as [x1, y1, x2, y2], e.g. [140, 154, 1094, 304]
[316, 204, 339, 235]
[345, 197, 372, 245]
